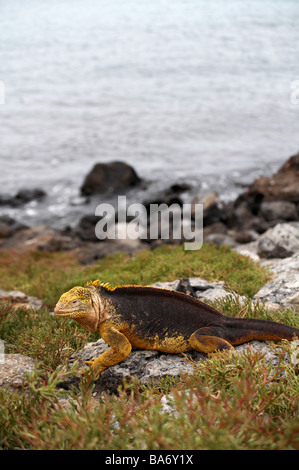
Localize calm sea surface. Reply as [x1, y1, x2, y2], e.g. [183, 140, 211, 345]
[0, 0, 299, 228]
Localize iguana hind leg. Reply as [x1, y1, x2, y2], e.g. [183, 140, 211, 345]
[189, 326, 233, 354]
[85, 323, 132, 376]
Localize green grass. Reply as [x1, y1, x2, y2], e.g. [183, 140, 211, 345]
[0, 339, 298, 450]
[0, 302, 99, 371]
[0, 243, 298, 450]
[0, 242, 270, 307]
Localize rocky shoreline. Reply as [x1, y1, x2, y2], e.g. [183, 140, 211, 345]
[0, 152, 298, 264]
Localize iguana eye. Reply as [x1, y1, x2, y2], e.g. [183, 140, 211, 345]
[70, 300, 79, 306]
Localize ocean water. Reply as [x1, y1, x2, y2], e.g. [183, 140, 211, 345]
[0, 0, 299, 228]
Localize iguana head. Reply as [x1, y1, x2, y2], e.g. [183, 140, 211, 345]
[54, 286, 94, 319]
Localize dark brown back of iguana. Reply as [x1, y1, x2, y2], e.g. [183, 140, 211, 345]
[99, 285, 299, 354]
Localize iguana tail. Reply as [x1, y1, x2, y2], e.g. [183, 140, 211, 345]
[223, 317, 299, 346]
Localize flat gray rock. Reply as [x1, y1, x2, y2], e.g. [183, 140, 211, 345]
[0, 289, 44, 311]
[64, 337, 284, 395]
[151, 277, 246, 304]
[257, 222, 299, 259]
[0, 353, 35, 391]
[253, 253, 299, 311]
[66, 338, 206, 394]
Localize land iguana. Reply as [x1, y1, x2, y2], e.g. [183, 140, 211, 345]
[54, 280, 299, 376]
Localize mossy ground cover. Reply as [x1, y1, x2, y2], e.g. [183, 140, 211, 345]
[0, 243, 298, 450]
[0, 242, 269, 306]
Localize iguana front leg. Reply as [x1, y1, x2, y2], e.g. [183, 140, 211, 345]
[85, 322, 132, 376]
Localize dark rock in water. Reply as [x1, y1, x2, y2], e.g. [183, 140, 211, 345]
[191, 191, 228, 227]
[0, 188, 46, 207]
[141, 187, 184, 244]
[165, 182, 192, 194]
[81, 161, 141, 195]
[75, 213, 138, 243]
[143, 196, 183, 214]
[142, 184, 185, 215]
[76, 214, 103, 242]
[0, 215, 27, 238]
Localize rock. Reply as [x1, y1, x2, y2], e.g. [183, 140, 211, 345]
[0, 353, 35, 391]
[175, 278, 198, 297]
[167, 183, 192, 194]
[143, 182, 191, 212]
[234, 341, 285, 366]
[76, 214, 102, 242]
[81, 161, 141, 195]
[64, 337, 283, 396]
[70, 236, 145, 265]
[227, 200, 270, 233]
[151, 277, 246, 304]
[202, 222, 240, 248]
[76, 214, 145, 245]
[253, 252, 299, 311]
[142, 190, 231, 247]
[268, 252, 299, 275]
[191, 191, 228, 227]
[0, 221, 145, 266]
[233, 229, 259, 244]
[0, 188, 46, 207]
[237, 152, 299, 207]
[140, 203, 186, 247]
[253, 273, 299, 311]
[141, 184, 195, 245]
[203, 191, 228, 227]
[63, 338, 206, 394]
[228, 153, 299, 234]
[233, 241, 261, 263]
[257, 222, 299, 259]
[0, 225, 81, 253]
[259, 201, 298, 223]
[142, 194, 183, 217]
[0, 215, 27, 238]
[0, 289, 44, 311]
[204, 232, 237, 247]
[202, 222, 228, 236]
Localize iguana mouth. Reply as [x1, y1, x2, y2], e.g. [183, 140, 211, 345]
[54, 305, 88, 319]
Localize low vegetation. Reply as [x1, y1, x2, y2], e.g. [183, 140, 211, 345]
[0, 243, 298, 450]
[0, 242, 269, 306]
